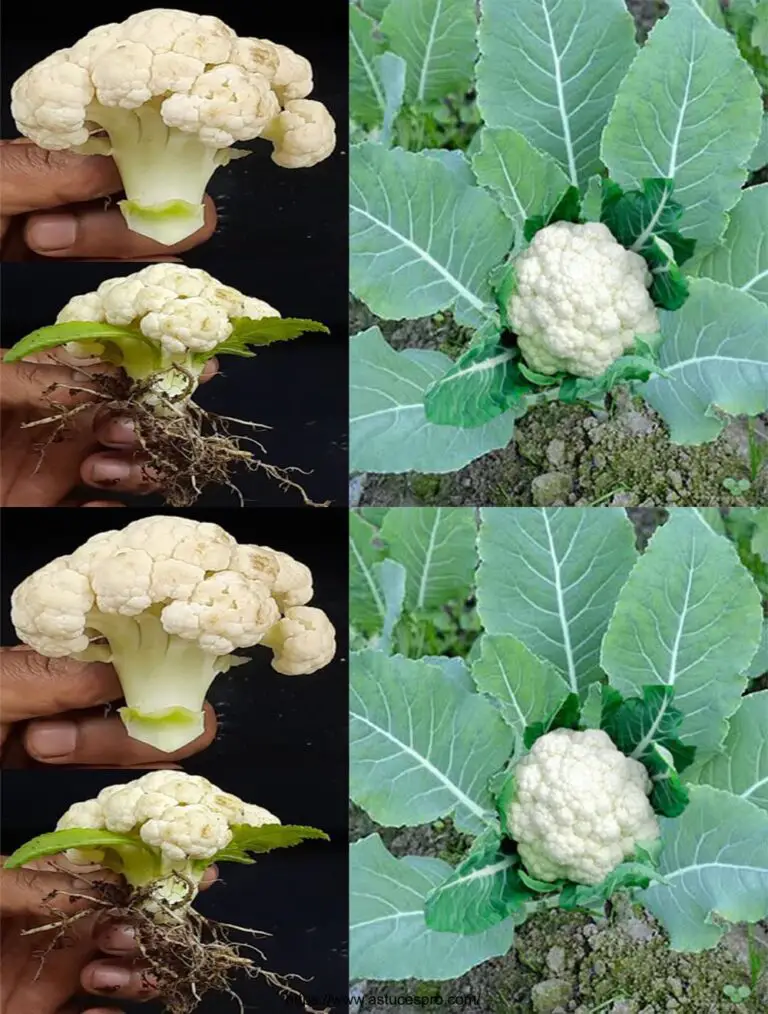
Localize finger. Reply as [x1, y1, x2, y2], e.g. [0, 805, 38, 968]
[0, 865, 116, 919]
[80, 452, 160, 493]
[0, 359, 105, 413]
[24, 703, 217, 766]
[24, 196, 217, 259]
[0, 649, 122, 723]
[81, 961, 158, 1001]
[0, 141, 122, 217]
[59, 1008, 125, 1014]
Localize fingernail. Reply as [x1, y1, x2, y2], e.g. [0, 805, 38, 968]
[92, 965, 132, 990]
[26, 214, 78, 251]
[27, 720, 77, 758]
[91, 459, 132, 484]
[101, 923, 136, 951]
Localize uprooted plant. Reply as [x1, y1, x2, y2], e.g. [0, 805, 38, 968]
[2, 264, 329, 506]
[349, 0, 768, 482]
[349, 506, 768, 983]
[4, 771, 330, 1014]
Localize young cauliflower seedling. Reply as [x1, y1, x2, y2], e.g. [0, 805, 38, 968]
[11, 9, 336, 245]
[11, 515, 337, 753]
[2, 263, 329, 505]
[4, 771, 329, 1014]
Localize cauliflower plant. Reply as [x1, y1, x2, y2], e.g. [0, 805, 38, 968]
[505, 728, 660, 886]
[11, 9, 337, 244]
[10, 515, 337, 753]
[509, 222, 660, 378]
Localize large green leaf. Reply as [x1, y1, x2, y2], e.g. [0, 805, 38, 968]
[3, 828, 153, 868]
[380, 0, 477, 104]
[350, 651, 514, 834]
[471, 128, 570, 236]
[688, 691, 768, 813]
[214, 825, 329, 863]
[350, 834, 516, 980]
[360, 0, 391, 19]
[476, 0, 636, 186]
[376, 52, 407, 146]
[746, 622, 768, 678]
[641, 279, 768, 444]
[471, 635, 570, 739]
[216, 318, 328, 356]
[3, 322, 160, 366]
[372, 559, 407, 654]
[380, 506, 477, 610]
[350, 144, 515, 327]
[349, 511, 387, 636]
[424, 336, 521, 428]
[601, 510, 763, 752]
[349, 327, 516, 474]
[691, 184, 768, 307]
[601, 0, 763, 247]
[476, 508, 638, 694]
[749, 114, 768, 170]
[424, 827, 530, 934]
[641, 786, 768, 951]
[350, 5, 386, 127]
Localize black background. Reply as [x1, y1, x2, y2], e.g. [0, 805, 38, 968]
[1, 506, 349, 1011]
[0, 1, 349, 270]
[0, 263, 348, 506]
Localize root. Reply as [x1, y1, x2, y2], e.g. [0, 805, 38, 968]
[23, 875, 329, 1014]
[25, 373, 331, 508]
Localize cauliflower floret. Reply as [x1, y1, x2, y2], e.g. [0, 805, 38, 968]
[263, 99, 337, 169]
[57, 799, 104, 831]
[140, 803, 232, 862]
[241, 803, 281, 827]
[262, 606, 336, 676]
[509, 222, 659, 379]
[140, 296, 233, 354]
[505, 728, 660, 885]
[231, 546, 313, 609]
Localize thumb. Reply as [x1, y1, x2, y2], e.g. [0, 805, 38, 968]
[0, 358, 104, 413]
[0, 140, 122, 218]
[0, 863, 115, 920]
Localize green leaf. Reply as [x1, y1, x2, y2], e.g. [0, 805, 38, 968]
[641, 279, 768, 444]
[558, 351, 664, 405]
[380, 0, 477, 105]
[599, 685, 695, 817]
[380, 507, 477, 611]
[582, 175, 604, 222]
[749, 115, 768, 171]
[424, 827, 531, 934]
[350, 650, 515, 834]
[523, 186, 582, 243]
[746, 622, 768, 678]
[350, 143, 515, 327]
[213, 824, 328, 864]
[601, 509, 763, 752]
[476, 0, 637, 186]
[3, 322, 160, 367]
[471, 635, 571, 740]
[559, 847, 665, 913]
[349, 327, 517, 474]
[688, 690, 768, 814]
[601, 0, 763, 247]
[371, 559, 407, 654]
[424, 335, 526, 428]
[350, 834, 516, 980]
[360, 0, 391, 19]
[599, 177, 695, 310]
[752, 1, 768, 54]
[477, 508, 638, 694]
[216, 318, 328, 357]
[349, 5, 386, 127]
[3, 829, 153, 869]
[376, 52, 407, 146]
[691, 184, 768, 308]
[349, 512, 388, 637]
[641, 785, 768, 951]
[471, 128, 570, 237]
[523, 693, 580, 749]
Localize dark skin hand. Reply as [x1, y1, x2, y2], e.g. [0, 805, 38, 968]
[0, 354, 218, 506]
[0, 861, 217, 1012]
[0, 139, 216, 260]
[0, 647, 216, 768]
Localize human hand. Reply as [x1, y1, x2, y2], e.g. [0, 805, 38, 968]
[0, 648, 216, 767]
[0, 860, 217, 1013]
[0, 354, 218, 506]
[1, 140, 216, 261]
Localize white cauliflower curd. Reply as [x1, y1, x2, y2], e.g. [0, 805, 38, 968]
[508, 222, 659, 378]
[11, 9, 337, 244]
[11, 515, 337, 753]
[505, 728, 660, 886]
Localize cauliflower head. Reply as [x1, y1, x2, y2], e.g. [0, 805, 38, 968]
[508, 222, 659, 378]
[11, 516, 336, 752]
[56, 771, 279, 905]
[11, 9, 337, 243]
[505, 728, 660, 886]
[55, 263, 280, 374]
